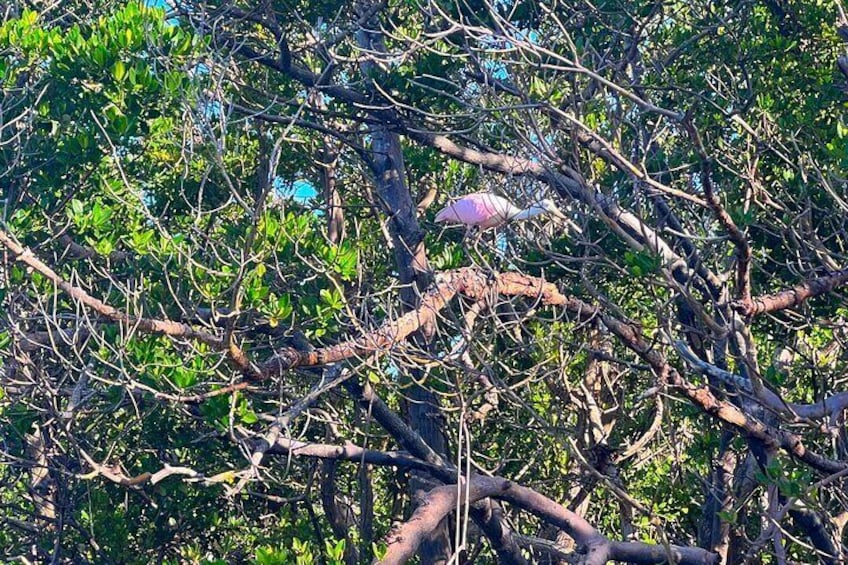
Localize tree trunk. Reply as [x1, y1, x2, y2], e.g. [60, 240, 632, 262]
[355, 10, 450, 563]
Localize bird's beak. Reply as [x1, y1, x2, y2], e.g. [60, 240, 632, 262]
[549, 206, 568, 222]
[547, 206, 583, 235]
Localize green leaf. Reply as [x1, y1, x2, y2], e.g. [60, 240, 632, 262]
[112, 60, 126, 82]
[91, 45, 109, 67]
[70, 199, 84, 220]
[20, 9, 38, 27]
[240, 408, 258, 424]
[94, 238, 114, 256]
[131, 229, 155, 251]
[319, 288, 343, 310]
[273, 293, 292, 320]
[325, 539, 345, 564]
[91, 201, 112, 228]
[103, 103, 124, 122]
[255, 546, 292, 565]
[172, 367, 197, 389]
[624, 250, 660, 277]
[201, 395, 231, 430]
[372, 542, 388, 561]
[164, 71, 182, 94]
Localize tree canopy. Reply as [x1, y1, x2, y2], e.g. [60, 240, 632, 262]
[2, 0, 848, 563]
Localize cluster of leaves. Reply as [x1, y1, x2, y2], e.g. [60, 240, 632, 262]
[0, 5, 377, 563]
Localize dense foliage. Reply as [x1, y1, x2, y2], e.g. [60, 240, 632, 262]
[1, 1, 848, 563]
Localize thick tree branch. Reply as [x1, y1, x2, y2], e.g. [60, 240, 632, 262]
[592, 306, 848, 475]
[6, 226, 840, 477]
[410, 478, 717, 565]
[263, 436, 441, 474]
[259, 267, 587, 376]
[261, 435, 718, 565]
[788, 507, 843, 565]
[353, 13, 452, 558]
[736, 269, 848, 317]
[2, 227, 576, 384]
[343, 378, 529, 564]
[0, 230, 217, 345]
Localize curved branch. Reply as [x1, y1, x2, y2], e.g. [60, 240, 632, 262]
[384, 475, 719, 565]
[6, 226, 839, 476]
[380, 477, 509, 565]
[1, 227, 580, 384]
[590, 303, 848, 475]
[259, 268, 588, 376]
[342, 379, 529, 565]
[231, 39, 712, 293]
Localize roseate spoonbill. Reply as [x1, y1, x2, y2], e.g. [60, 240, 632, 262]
[434, 192, 569, 230]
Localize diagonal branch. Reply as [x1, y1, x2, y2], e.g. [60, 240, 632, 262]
[0, 230, 219, 346]
[675, 340, 848, 421]
[0, 229, 262, 380]
[736, 269, 848, 317]
[1, 227, 582, 385]
[262, 436, 442, 474]
[590, 302, 848, 475]
[258, 268, 588, 376]
[231, 40, 708, 291]
[342, 378, 529, 564]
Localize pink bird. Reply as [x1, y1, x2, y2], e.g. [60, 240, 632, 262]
[434, 192, 568, 230]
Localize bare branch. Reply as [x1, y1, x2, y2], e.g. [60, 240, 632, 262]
[737, 269, 848, 317]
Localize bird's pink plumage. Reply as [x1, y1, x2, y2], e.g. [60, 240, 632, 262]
[434, 193, 515, 229]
